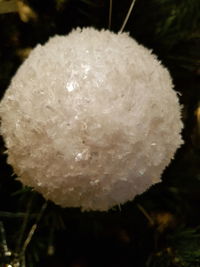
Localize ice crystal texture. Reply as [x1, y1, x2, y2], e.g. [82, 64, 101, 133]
[0, 28, 183, 211]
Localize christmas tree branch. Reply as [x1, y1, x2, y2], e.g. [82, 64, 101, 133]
[20, 201, 48, 257]
[16, 194, 34, 255]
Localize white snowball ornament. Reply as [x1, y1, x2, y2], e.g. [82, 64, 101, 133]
[0, 28, 183, 211]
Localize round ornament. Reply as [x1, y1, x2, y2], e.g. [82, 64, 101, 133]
[0, 28, 183, 211]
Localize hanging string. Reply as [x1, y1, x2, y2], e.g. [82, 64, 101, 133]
[119, 0, 137, 33]
[108, 0, 113, 30]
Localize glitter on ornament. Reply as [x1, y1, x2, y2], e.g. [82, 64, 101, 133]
[0, 27, 183, 211]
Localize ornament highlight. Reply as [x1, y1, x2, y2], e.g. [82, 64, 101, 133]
[0, 28, 183, 211]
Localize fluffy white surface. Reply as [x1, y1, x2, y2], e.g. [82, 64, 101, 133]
[0, 28, 183, 211]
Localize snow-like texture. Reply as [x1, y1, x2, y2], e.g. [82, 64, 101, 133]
[0, 28, 183, 211]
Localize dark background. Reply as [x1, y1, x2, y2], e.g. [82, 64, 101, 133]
[0, 0, 200, 266]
